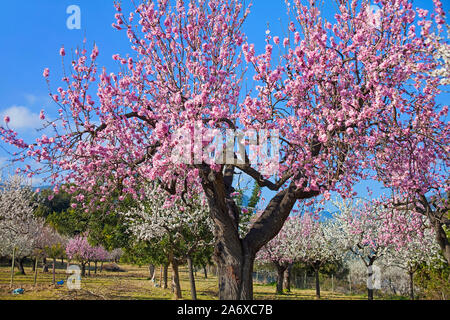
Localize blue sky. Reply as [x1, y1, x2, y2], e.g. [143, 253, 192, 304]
[0, 1, 448, 209]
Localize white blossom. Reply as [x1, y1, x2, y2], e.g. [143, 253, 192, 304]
[0, 175, 45, 259]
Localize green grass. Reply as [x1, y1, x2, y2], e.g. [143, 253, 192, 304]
[0, 263, 366, 300]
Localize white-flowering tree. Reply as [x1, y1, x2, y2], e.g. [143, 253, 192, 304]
[256, 215, 302, 294]
[333, 198, 424, 300]
[383, 226, 443, 300]
[122, 183, 213, 300]
[0, 175, 44, 280]
[296, 213, 344, 299]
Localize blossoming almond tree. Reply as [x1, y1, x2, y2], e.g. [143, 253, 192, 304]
[333, 198, 426, 300]
[35, 225, 66, 284]
[0, 175, 45, 278]
[91, 245, 109, 274]
[65, 235, 97, 276]
[383, 225, 443, 300]
[379, 24, 450, 264]
[0, 0, 448, 299]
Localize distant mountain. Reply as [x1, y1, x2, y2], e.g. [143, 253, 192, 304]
[319, 210, 333, 221]
[32, 185, 52, 191]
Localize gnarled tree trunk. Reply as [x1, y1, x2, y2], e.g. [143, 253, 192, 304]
[187, 255, 197, 300]
[274, 262, 288, 295]
[171, 261, 182, 299]
[201, 166, 315, 300]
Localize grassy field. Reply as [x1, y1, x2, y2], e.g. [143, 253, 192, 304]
[0, 263, 366, 300]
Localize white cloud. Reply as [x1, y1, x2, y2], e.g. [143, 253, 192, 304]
[1, 105, 41, 130]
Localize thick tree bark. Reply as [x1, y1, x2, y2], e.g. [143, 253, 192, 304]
[200, 166, 315, 300]
[203, 264, 208, 279]
[88, 261, 91, 277]
[81, 263, 86, 277]
[171, 261, 182, 299]
[187, 255, 197, 300]
[274, 263, 287, 295]
[94, 261, 98, 274]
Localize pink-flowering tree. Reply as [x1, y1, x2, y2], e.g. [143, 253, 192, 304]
[65, 235, 97, 276]
[256, 215, 301, 294]
[333, 198, 424, 300]
[0, 175, 44, 277]
[91, 245, 109, 274]
[0, 0, 448, 299]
